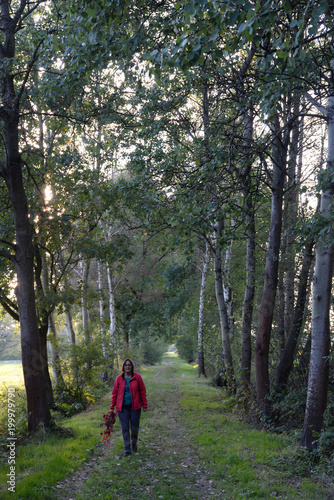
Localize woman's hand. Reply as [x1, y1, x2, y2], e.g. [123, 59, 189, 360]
[143, 408, 148, 412]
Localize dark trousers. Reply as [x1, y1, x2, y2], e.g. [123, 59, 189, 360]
[118, 406, 141, 455]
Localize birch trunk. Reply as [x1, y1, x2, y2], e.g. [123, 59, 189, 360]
[98, 261, 106, 359]
[301, 76, 334, 449]
[59, 252, 76, 344]
[198, 241, 210, 377]
[214, 218, 234, 388]
[202, 81, 234, 388]
[48, 312, 65, 386]
[81, 260, 91, 343]
[107, 262, 116, 368]
[223, 223, 234, 339]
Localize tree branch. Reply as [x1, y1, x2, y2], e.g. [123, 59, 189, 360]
[306, 93, 327, 117]
[0, 290, 19, 321]
[15, 37, 45, 106]
[12, 0, 27, 28]
[0, 245, 15, 262]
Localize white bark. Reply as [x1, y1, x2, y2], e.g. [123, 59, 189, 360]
[223, 220, 235, 338]
[81, 260, 91, 343]
[302, 75, 334, 448]
[98, 261, 106, 358]
[107, 262, 116, 365]
[48, 312, 63, 385]
[198, 241, 210, 377]
[214, 218, 234, 384]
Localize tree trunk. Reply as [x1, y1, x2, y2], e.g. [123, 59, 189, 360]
[276, 272, 286, 353]
[214, 218, 234, 389]
[283, 97, 300, 343]
[223, 223, 234, 339]
[59, 251, 76, 344]
[48, 312, 65, 387]
[0, 0, 51, 431]
[275, 238, 315, 390]
[107, 262, 117, 368]
[98, 261, 106, 358]
[255, 112, 290, 411]
[65, 311, 76, 344]
[34, 243, 54, 407]
[298, 334, 311, 384]
[301, 79, 334, 449]
[240, 209, 255, 386]
[198, 241, 210, 377]
[202, 80, 234, 388]
[81, 260, 91, 343]
[240, 103, 256, 387]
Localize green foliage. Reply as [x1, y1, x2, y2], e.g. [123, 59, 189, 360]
[0, 384, 28, 452]
[139, 336, 169, 365]
[176, 330, 197, 363]
[0, 319, 21, 361]
[52, 340, 112, 418]
[318, 389, 334, 455]
[0, 393, 109, 500]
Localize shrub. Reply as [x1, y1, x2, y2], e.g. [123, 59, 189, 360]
[176, 331, 197, 363]
[140, 337, 168, 365]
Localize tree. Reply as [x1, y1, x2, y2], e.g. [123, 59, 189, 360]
[255, 110, 292, 412]
[301, 64, 334, 449]
[197, 241, 210, 377]
[0, 0, 52, 431]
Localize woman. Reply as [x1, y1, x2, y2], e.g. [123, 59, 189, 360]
[110, 358, 148, 456]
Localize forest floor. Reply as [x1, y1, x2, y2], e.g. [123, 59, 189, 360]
[1, 355, 334, 499]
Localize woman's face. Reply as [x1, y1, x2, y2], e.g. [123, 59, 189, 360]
[124, 361, 133, 376]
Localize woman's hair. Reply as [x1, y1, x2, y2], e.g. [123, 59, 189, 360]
[121, 358, 134, 374]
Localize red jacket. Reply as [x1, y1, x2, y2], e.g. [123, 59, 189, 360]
[110, 372, 147, 412]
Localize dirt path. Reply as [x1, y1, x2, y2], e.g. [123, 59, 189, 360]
[56, 358, 223, 499]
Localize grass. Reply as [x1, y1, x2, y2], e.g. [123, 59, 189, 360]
[0, 355, 333, 499]
[0, 362, 24, 389]
[0, 391, 110, 499]
[0, 361, 27, 444]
